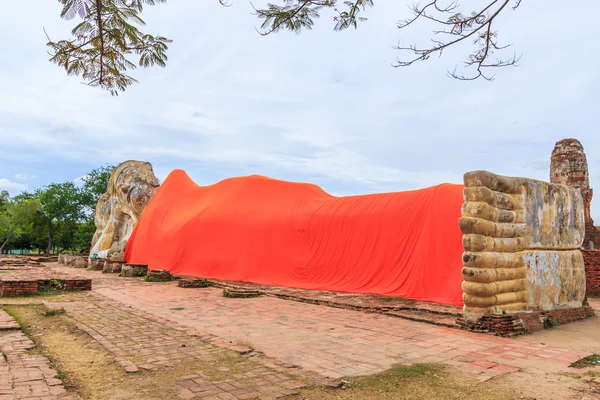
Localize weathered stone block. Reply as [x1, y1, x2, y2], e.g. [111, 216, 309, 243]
[73, 256, 87, 268]
[120, 264, 148, 277]
[111, 261, 124, 273]
[63, 254, 76, 266]
[460, 170, 586, 319]
[89, 259, 105, 271]
[178, 278, 211, 288]
[146, 270, 172, 281]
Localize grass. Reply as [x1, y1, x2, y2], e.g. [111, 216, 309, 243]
[233, 339, 254, 349]
[299, 363, 519, 400]
[169, 307, 185, 311]
[542, 316, 558, 328]
[379, 296, 416, 304]
[570, 354, 600, 368]
[45, 308, 66, 317]
[3, 306, 27, 331]
[133, 269, 146, 277]
[222, 289, 260, 298]
[1, 352, 6, 361]
[196, 278, 211, 287]
[144, 276, 175, 283]
[37, 279, 67, 296]
[1, 288, 64, 298]
[36, 288, 64, 296]
[55, 368, 68, 382]
[585, 370, 600, 378]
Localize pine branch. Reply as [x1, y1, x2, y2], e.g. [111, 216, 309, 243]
[252, 0, 373, 35]
[47, 0, 171, 95]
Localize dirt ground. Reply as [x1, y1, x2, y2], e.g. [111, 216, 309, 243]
[499, 298, 600, 400]
[514, 298, 600, 355]
[1, 290, 600, 399]
[0, 302, 529, 400]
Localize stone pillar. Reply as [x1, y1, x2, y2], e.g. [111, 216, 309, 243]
[550, 138, 600, 250]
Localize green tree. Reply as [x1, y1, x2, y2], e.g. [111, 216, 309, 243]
[0, 196, 13, 252]
[73, 219, 98, 253]
[46, 0, 522, 95]
[0, 164, 116, 254]
[74, 164, 115, 253]
[35, 182, 85, 255]
[0, 190, 9, 207]
[79, 164, 115, 214]
[0, 196, 42, 253]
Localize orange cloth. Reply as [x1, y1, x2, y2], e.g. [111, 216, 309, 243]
[125, 170, 465, 305]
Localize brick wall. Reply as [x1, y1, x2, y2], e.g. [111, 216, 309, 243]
[37, 279, 92, 292]
[582, 250, 600, 296]
[64, 279, 92, 291]
[456, 307, 595, 336]
[582, 191, 600, 249]
[0, 280, 38, 296]
[0, 278, 92, 296]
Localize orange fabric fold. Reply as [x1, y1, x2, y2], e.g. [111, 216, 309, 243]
[125, 170, 465, 305]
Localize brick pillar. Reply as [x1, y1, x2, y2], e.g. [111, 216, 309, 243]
[550, 138, 600, 250]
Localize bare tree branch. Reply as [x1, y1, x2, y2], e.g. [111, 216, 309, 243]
[394, 0, 523, 80]
[47, 0, 527, 95]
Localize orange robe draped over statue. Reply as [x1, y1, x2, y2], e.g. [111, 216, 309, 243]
[125, 170, 465, 306]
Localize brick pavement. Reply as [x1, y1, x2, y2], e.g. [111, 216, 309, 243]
[47, 264, 593, 384]
[0, 310, 20, 331]
[203, 279, 461, 327]
[0, 310, 78, 400]
[47, 293, 308, 399]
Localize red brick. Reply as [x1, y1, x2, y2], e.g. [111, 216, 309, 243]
[582, 250, 600, 296]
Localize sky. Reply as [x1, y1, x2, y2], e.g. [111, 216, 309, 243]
[1, 1, 600, 218]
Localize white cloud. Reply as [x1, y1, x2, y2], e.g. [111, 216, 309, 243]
[73, 176, 88, 186]
[13, 173, 36, 181]
[0, 179, 27, 195]
[0, 0, 599, 215]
